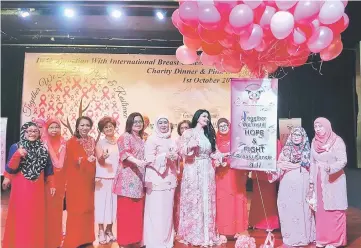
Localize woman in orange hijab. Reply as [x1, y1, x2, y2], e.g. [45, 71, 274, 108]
[43, 117, 67, 248]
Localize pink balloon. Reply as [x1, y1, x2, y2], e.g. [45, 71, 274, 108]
[200, 52, 219, 66]
[222, 57, 243, 73]
[255, 39, 267, 52]
[275, 0, 297, 10]
[307, 26, 334, 53]
[293, 1, 321, 23]
[292, 27, 307, 45]
[214, 0, 238, 15]
[229, 4, 254, 30]
[183, 37, 202, 50]
[179, 1, 199, 27]
[215, 61, 225, 72]
[320, 35, 343, 61]
[240, 24, 263, 50]
[176, 45, 198, 64]
[219, 35, 236, 48]
[197, 0, 214, 7]
[243, 0, 262, 9]
[199, 4, 221, 30]
[259, 6, 276, 29]
[271, 11, 295, 39]
[172, 9, 181, 28]
[319, 0, 345, 25]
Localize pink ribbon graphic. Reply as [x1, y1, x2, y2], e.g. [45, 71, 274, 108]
[92, 94, 97, 101]
[39, 94, 47, 107]
[48, 100, 55, 111]
[81, 87, 89, 99]
[86, 109, 94, 118]
[56, 95, 60, 102]
[50, 94, 55, 100]
[55, 81, 63, 92]
[90, 79, 98, 92]
[104, 103, 109, 110]
[102, 86, 110, 100]
[112, 112, 120, 125]
[95, 101, 101, 111]
[112, 101, 117, 110]
[33, 107, 38, 115]
[72, 76, 82, 90]
[63, 86, 70, 98]
[111, 93, 116, 99]
[55, 102, 64, 116]
[38, 107, 46, 118]
[62, 127, 68, 136]
[71, 113, 76, 121]
[47, 85, 53, 92]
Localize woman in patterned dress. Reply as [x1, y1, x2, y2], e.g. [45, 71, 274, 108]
[177, 109, 227, 247]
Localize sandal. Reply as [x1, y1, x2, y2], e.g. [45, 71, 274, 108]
[106, 231, 117, 242]
[98, 230, 107, 245]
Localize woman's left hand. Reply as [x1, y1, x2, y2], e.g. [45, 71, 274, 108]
[88, 155, 96, 162]
[324, 165, 331, 173]
[50, 188, 56, 196]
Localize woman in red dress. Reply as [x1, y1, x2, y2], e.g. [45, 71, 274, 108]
[2, 122, 55, 248]
[113, 112, 150, 248]
[43, 117, 67, 248]
[63, 116, 96, 248]
[215, 118, 248, 237]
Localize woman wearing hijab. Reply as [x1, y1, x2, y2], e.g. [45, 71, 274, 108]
[63, 116, 96, 248]
[269, 127, 315, 246]
[2, 122, 55, 248]
[309, 117, 347, 248]
[95, 116, 119, 244]
[113, 112, 150, 248]
[43, 118, 67, 248]
[34, 118, 46, 138]
[143, 115, 178, 248]
[215, 118, 248, 237]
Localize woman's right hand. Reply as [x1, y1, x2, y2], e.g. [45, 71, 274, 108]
[2, 178, 11, 190]
[307, 183, 314, 199]
[18, 146, 27, 157]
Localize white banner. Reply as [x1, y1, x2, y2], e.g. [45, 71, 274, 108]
[230, 78, 278, 172]
[1, 117, 8, 175]
[279, 118, 302, 147]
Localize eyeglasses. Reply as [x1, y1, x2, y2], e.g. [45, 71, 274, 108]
[133, 121, 144, 124]
[26, 130, 39, 134]
[219, 124, 229, 129]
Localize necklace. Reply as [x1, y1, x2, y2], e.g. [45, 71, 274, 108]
[105, 136, 117, 145]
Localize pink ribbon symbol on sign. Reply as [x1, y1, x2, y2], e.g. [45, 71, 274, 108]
[111, 93, 115, 99]
[33, 107, 38, 114]
[81, 87, 89, 99]
[71, 113, 76, 121]
[55, 102, 64, 116]
[38, 107, 46, 118]
[55, 81, 63, 92]
[95, 101, 101, 111]
[48, 100, 55, 112]
[56, 95, 60, 102]
[112, 112, 120, 125]
[66, 76, 72, 85]
[112, 101, 117, 110]
[63, 86, 70, 98]
[95, 112, 99, 118]
[51, 94, 55, 100]
[47, 85, 53, 92]
[62, 128, 68, 136]
[72, 76, 82, 90]
[92, 94, 97, 101]
[39, 94, 47, 107]
[90, 79, 98, 92]
[104, 103, 109, 110]
[86, 109, 94, 118]
[102, 86, 110, 100]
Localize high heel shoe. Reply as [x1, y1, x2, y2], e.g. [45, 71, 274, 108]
[105, 231, 117, 243]
[98, 230, 107, 245]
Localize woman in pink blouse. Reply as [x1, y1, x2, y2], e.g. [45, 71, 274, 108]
[112, 112, 150, 248]
[309, 117, 348, 248]
[143, 115, 178, 248]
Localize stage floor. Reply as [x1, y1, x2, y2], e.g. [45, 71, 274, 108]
[1, 191, 360, 248]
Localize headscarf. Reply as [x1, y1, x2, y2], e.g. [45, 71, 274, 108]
[278, 127, 311, 167]
[216, 118, 231, 153]
[151, 115, 171, 139]
[34, 118, 47, 139]
[43, 117, 66, 168]
[18, 122, 49, 180]
[312, 117, 338, 153]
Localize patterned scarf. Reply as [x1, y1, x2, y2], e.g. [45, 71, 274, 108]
[18, 122, 48, 180]
[279, 127, 311, 167]
[78, 135, 95, 157]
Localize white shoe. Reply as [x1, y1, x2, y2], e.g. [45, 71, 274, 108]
[325, 245, 336, 248]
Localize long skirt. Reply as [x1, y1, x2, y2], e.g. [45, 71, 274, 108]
[95, 178, 117, 224]
[117, 196, 144, 246]
[249, 173, 280, 230]
[316, 172, 347, 247]
[143, 188, 175, 248]
[45, 168, 66, 248]
[2, 173, 46, 248]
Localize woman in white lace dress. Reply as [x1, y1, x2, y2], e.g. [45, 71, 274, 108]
[177, 109, 227, 247]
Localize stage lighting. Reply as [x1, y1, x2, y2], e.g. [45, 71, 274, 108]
[156, 11, 164, 20]
[111, 9, 122, 18]
[20, 10, 30, 18]
[64, 8, 75, 18]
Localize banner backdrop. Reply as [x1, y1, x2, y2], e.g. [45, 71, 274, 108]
[230, 78, 278, 172]
[1, 117, 8, 175]
[279, 118, 302, 147]
[21, 53, 249, 139]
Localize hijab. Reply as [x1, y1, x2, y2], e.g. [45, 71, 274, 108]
[18, 122, 49, 180]
[312, 117, 338, 153]
[278, 127, 311, 168]
[216, 118, 231, 153]
[43, 117, 66, 168]
[34, 118, 47, 139]
[152, 115, 171, 139]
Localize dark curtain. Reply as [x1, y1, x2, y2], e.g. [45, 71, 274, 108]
[0, 46, 358, 169]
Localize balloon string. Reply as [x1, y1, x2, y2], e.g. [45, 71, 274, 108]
[255, 171, 270, 231]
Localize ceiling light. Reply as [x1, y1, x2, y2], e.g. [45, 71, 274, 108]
[20, 11, 30, 18]
[156, 11, 164, 20]
[64, 8, 75, 18]
[111, 9, 122, 18]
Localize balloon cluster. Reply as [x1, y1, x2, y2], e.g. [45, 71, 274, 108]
[173, 0, 349, 77]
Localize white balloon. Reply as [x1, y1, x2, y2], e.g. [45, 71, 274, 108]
[270, 11, 295, 39]
[319, 0, 345, 25]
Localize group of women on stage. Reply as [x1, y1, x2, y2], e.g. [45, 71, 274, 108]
[2, 109, 348, 248]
